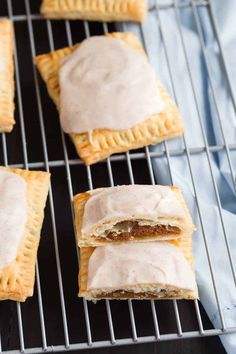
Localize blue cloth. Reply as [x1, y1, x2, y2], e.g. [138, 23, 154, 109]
[120, 0, 236, 352]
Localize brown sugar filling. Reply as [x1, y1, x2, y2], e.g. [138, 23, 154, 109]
[94, 289, 179, 299]
[96, 222, 181, 241]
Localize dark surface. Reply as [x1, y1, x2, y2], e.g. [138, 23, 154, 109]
[0, 0, 226, 353]
[82, 338, 225, 354]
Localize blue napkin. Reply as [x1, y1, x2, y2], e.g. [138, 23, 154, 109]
[120, 0, 236, 352]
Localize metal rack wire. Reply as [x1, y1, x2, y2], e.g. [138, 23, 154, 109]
[0, 0, 236, 352]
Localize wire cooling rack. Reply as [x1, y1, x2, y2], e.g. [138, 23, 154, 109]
[0, 0, 236, 352]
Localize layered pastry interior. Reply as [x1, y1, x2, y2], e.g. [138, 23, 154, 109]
[73, 185, 196, 247]
[79, 241, 198, 300]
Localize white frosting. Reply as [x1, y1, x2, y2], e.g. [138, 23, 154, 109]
[59, 36, 165, 134]
[0, 170, 27, 269]
[82, 185, 185, 235]
[87, 242, 196, 292]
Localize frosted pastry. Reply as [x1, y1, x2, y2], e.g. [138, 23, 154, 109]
[73, 185, 196, 247]
[0, 19, 15, 132]
[79, 240, 198, 300]
[35, 32, 184, 165]
[40, 0, 147, 22]
[0, 167, 50, 301]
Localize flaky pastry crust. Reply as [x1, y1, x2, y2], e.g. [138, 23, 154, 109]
[40, 0, 147, 22]
[0, 19, 15, 133]
[35, 32, 184, 165]
[0, 167, 50, 301]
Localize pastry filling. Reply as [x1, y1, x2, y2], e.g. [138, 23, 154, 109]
[94, 221, 181, 241]
[93, 289, 186, 299]
[87, 242, 197, 296]
[0, 170, 27, 269]
[82, 185, 186, 236]
[59, 36, 165, 134]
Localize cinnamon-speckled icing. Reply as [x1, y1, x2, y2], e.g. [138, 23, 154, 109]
[82, 185, 185, 235]
[59, 36, 164, 134]
[87, 242, 196, 292]
[0, 170, 27, 269]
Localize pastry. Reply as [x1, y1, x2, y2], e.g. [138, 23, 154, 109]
[0, 19, 15, 133]
[79, 239, 198, 300]
[40, 0, 147, 22]
[73, 185, 196, 247]
[35, 32, 184, 165]
[0, 167, 50, 301]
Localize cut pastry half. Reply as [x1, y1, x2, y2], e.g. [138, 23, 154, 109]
[40, 0, 147, 22]
[0, 166, 50, 301]
[73, 185, 196, 247]
[0, 19, 15, 133]
[35, 32, 184, 165]
[79, 238, 198, 300]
